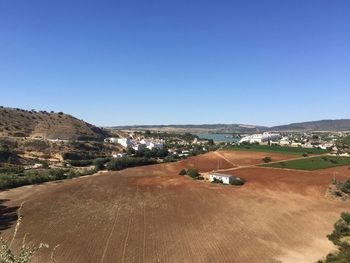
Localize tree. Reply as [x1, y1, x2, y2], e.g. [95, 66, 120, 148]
[187, 168, 199, 178]
[179, 169, 187, 176]
[319, 212, 350, 262]
[42, 161, 50, 169]
[262, 157, 272, 163]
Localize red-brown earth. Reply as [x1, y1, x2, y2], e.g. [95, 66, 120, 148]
[1, 151, 350, 263]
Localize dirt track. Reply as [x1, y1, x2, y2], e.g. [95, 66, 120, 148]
[1, 151, 350, 263]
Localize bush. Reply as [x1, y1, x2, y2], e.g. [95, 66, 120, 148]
[212, 178, 223, 184]
[187, 168, 200, 178]
[68, 160, 93, 167]
[179, 169, 187, 176]
[262, 157, 272, 163]
[302, 153, 308, 157]
[93, 157, 111, 171]
[0, 165, 24, 174]
[230, 177, 246, 186]
[319, 212, 350, 262]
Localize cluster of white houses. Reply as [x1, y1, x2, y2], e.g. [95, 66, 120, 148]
[105, 137, 164, 151]
[239, 132, 282, 144]
[239, 132, 337, 151]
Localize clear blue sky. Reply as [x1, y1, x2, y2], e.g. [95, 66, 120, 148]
[0, 0, 349, 127]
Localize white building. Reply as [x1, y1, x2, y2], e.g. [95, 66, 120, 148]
[209, 173, 236, 185]
[112, 152, 127, 158]
[140, 139, 164, 150]
[239, 132, 282, 144]
[116, 138, 132, 148]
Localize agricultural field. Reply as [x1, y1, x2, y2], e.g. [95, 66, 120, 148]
[1, 151, 350, 263]
[262, 156, 350, 171]
[225, 145, 329, 155]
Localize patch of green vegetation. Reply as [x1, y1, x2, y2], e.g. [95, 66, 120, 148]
[179, 169, 187, 175]
[262, 156, 272, 163]
[262, 156, 350, 170]
[230, 177, 246, 185]
[318, 212, 350, 263]
[225, 145, 329, 155]
[0, 167, 96, 190]
[178, 168, 203, 180]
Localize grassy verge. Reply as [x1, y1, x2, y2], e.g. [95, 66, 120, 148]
[261, 156, 350, 170]
[225, 145, 329, 155]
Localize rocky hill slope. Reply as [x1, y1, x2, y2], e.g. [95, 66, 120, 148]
[0, 107, 107, 140]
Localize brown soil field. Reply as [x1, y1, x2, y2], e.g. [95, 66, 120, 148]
[216, 150, 302, 166]
[1, 151, 350, 263]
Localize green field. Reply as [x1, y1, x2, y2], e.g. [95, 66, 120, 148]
[225, 145, 329, 155]
[261, 156, 350, 170]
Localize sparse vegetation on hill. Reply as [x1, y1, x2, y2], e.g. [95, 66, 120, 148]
[0, 166, 96, 190]
[0, 137, 120, 164]
[262, 156, 350, 170]
[0, 107, 108, 140]
[329, 178, 350, 200]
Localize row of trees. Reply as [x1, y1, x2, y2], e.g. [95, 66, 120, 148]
[106, 157, 157, 171]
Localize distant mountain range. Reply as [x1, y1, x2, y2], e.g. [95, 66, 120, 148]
[113, 119, 350, 133]
[269, 119, 350, 132]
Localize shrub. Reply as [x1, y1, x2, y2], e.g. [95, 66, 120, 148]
[262, 157, 272, 163]
[230, 177, 246, 186]
[0, 165, 24, 174]
[338, 178, 350, 194]
[187, 168, 200, 178]
[302, 153, 308, 157]
[319, 212, 350, 262]
[0, 203, 57, 262]
[179, 169, 187, 176]
[93, 157, 111, 171]
[42, 161, 50, 169]
[212, 178, 223, 184]
[68, 160, 93, 167]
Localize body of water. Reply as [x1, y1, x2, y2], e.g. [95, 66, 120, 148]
[197, 133, 240, 143]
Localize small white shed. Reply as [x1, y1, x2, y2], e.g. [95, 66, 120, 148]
[209, 173, 235, 185]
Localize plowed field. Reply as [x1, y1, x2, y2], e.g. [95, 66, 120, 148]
[1, 151, 350, 263]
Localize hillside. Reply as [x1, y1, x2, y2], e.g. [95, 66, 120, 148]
[270, 119, 350, 132]
[0, 107, 108, 140]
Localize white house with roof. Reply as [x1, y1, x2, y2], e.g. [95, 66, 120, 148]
[239, 132, 282, 144]
[140, 139, 164, 150]
[117, 138, 133, 148]
[209, 172, 236, 185]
